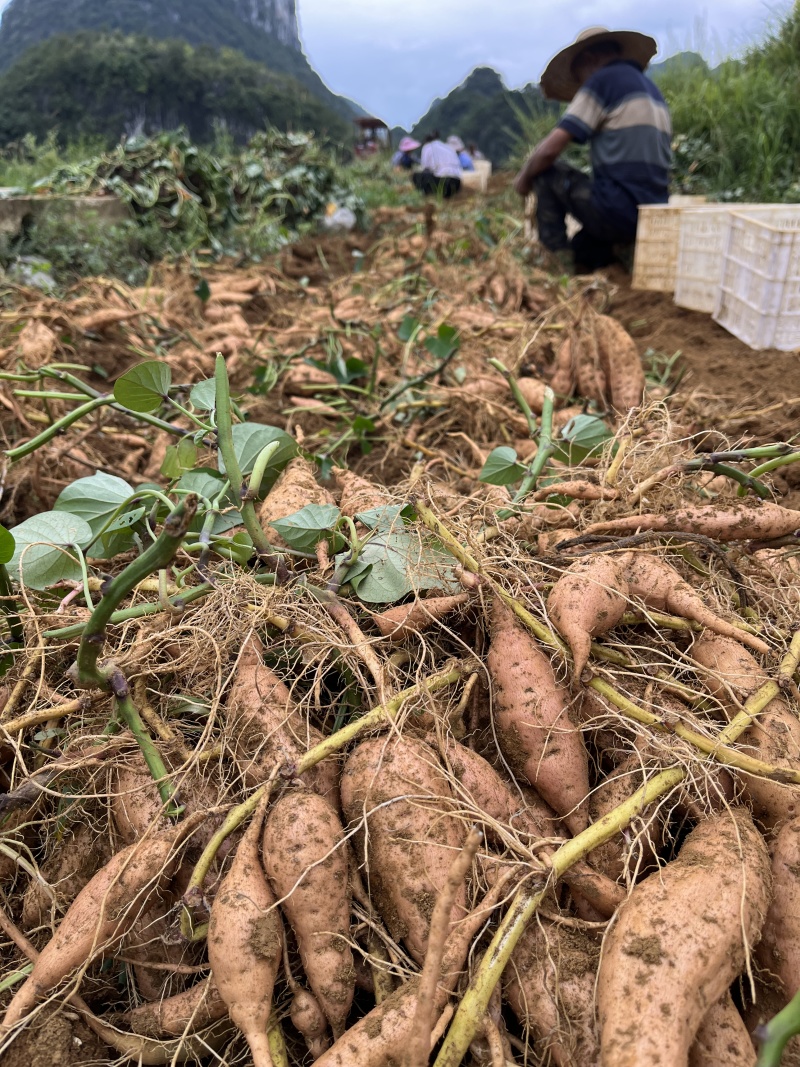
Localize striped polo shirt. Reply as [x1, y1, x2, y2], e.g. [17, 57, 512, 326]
[558, 60, 672, 234]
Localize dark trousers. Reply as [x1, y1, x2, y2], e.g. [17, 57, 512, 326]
[413, 171, 461, 198]
[533, 161, 634, 271]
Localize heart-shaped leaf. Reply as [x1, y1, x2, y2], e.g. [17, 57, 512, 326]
[113, 360, 172, 413]
[479, 447, 526, 486]
[54, 472, 138, 560]
[270, 504, 344, 553]
[189, 378, 216, 412]
[340, 528, 458, 605]
[10, 512, 94, 589]
[219, 423, 297, 488]
[0, 525, 14, 566]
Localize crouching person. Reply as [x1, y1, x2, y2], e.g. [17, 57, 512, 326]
[413, 132, 462, 198]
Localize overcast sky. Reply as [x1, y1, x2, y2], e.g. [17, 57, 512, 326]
[299, 0, 788, 128]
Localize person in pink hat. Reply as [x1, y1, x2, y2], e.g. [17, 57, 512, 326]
[515, 27, 672, 272]
[392, 136, 421, 170]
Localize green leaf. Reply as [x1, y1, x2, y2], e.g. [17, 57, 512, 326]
[270, 504, 344, 553]
[113, 360, 172, 413]
[552, 415, 613, 466]
[9, 512, 93, 589]
[340, 528, 458, 605]
[352, 415, 376, 437]
[0, 525, 15, 566]
[211, 530, 253, 564]
[479, 447, 527, 486]
[54, 472, 144, 560]
[194, 279, 211, 304]
[355, 504, 412, 531]
[397, 315, 420, 343]
[189, 378, 217, 412]
[219, 423, 298, 486]
[424, 323, 460, 362]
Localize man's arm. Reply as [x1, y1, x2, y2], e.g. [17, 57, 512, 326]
[513, 128, 573, 196]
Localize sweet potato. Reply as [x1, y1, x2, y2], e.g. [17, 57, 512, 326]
[126, 976, 228, 1037]
[622, 551, 770, 655]
[549, 335, 576, 402]
[341, 736, 468, 972]
[546, 554, 630, 677]
[692, 633, 800, 827]
[588, 753, 661, 883]
[123, 897, 187, 1001]
[594, 313, 646, 414]
[573, 319, 608, 407]
[597, 808, 772, 1066]
[208, 799, 283, 1067]
[488, 599, 591, 835]
[262, 789, 354, 1038]
[505, 917, 600, 1067]
[516, 376, 547, 414]
[258, 456, 335, 547]
[111, 760, 170, 844]
[290, 989, 331, 1058]
[225, 633, 339, 805]
[688, 993, 756, 1067]
[332, 468, 391, 517]
[21, 822, 112, 928]
[756, 814, 800, 996]
[371, 594, 470, 641]
[282, 364, 338, 395]
[2, 828, 181, 1031]
[583, 501, 800, 542]
[313, 979, 421, 1067]
[443, 739, 624, 917]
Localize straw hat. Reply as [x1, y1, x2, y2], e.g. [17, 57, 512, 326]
[541, 27, 657, 102]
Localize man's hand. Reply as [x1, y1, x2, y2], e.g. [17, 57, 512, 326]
[513, 128, 574, 198]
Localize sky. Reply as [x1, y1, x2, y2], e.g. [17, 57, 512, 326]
[298, 0, 788, 128]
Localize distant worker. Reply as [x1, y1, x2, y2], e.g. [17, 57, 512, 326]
[514, 26, 672, 271]
[413, 132, 462, 198]
[467, 142, 486, 161]
[447, 136, 475, 172]
[392, 137, 421, 170]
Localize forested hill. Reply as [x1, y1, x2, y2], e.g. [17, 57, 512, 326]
[411, 67, 556, 165]
[0, 0, 362, 119]
[0, 32, 351, 146]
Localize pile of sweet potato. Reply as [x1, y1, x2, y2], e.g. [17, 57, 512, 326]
[2, 443, 800, 1067]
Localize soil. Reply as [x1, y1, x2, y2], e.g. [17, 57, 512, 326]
[608, 270, 800, 438]
[2, 1006, 108, 1067]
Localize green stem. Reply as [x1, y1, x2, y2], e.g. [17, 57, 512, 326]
[683, 460, 771, 499]
[5, 397, 110, 461]
[44, 573, 276, 642]
[214, 355, 285, 569]
[757, 988, 800, 1067]
[746, 451, 800, 481]
[74, 497, 198, 688]
[488, 358, 538, 438]
[495, 387, 556, 520]
[111, 672, 180, 814]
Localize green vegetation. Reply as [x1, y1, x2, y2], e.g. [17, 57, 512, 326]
[0, 0, 360, 120]
[0, 32, 350, 149]
[657, 8, 800, 200]
[411, 67, 556, 165]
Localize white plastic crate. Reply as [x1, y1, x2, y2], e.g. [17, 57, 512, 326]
[631, 197, 708, 293]
[461, 159, 492, 194]
[674, 205, 791, 314]
[713, 208, 800, 351]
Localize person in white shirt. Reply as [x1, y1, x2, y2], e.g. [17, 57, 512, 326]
[412, 131, 462, 198]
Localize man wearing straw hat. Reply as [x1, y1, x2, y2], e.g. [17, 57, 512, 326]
[515, 27, 672, 271]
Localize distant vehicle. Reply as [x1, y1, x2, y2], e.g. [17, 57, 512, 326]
[354, 117, 391, 158]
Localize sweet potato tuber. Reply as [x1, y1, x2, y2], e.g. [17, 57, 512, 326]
[692, 633, 800, 828]
[588, 753, 661, 883]
[371, 594, 470, 642]
[313, 979, 422, 1067]
[598, 808, 771, 1066]
[619, 551, 770, 656]
[22, 822, 111, 928]
[290, 989, 331, 1059]
[126, 976, 228, 1037]
[2, 828, 181, 1031]
[549, 335, 576, 403]
[262, 789, 354, 1038]
[688, 993, 756, 1067]
[573, 319, 608, 407]
[225, 633, 339, 805]
[332, 468, 391, 517]
[583, 501, 800, 542]
[488, 598, 591, 835]
[594, 313, 646, 414]
[756, 814, 800, 997]
[505, 917, 601, 1067]
[341, 736, 468, 973]
[259, 456, 335, 547]
[547, 554, 630, 677]
[208, 798, 283, 1067]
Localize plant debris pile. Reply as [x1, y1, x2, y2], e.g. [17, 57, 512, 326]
[31, 129, 364, 240]
[0, 201, 799, 1067]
